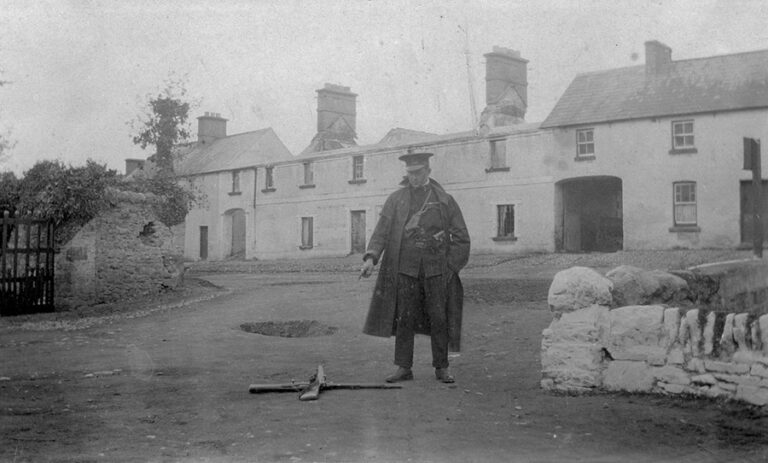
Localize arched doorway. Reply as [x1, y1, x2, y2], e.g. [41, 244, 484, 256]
[555, 176, 623, 252]
[223, 209, 246, 258]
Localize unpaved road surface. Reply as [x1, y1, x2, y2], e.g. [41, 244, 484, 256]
[2, 251, 768, 462]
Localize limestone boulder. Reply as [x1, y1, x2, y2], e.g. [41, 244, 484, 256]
[548, 267, 613, 314]
[606, 265, 689, 307]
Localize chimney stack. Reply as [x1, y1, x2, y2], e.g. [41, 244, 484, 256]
[197, 112, 228, 144]
[303, 84, 357, 152]
[484, 46, 528, 111]
[645, 40, 672, 75]
[478, 46, 528, 132]
[316, 84, 357, 135]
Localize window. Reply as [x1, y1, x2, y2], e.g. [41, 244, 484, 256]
[351, 156, 365, 182]
[300, 217, 314, 249]
[262, 166, 275, 192]
[673, 182, 697, 226]
[300, 162, 315, 189]
[671, 120, 695, 151]
[576, 129, 594, 158]
[494, 204, 516, 240]
[487, 139, 509, 172]
[230, 170, 241, 194]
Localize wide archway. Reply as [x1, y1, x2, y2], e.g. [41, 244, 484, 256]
[555, 176, 623, 252]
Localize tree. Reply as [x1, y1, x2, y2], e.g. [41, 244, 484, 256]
[131, 76, 192, 175]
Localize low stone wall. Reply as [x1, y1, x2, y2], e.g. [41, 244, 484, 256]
[541, 260, 768, 406]
[55, 189, 183, 309]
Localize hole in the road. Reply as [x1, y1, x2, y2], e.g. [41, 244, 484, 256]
[240, 320, 338, 337]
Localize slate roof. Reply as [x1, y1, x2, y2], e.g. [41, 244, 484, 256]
[294, 123, 541, 161]
[175, 128, 293, 176]
[541, 48, 768, 128]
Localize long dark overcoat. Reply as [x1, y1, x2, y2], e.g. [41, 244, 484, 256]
[362, 179, 470, 351]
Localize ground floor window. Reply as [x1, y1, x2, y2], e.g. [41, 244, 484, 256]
[673, 181, 697, 226]
[495, 204, 516, 239]
[300, 217, 314, 249]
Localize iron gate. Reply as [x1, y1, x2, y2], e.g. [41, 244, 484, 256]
[0, 211, 55, 316]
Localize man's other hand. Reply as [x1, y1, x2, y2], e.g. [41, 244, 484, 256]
[360, 258, 375, 279]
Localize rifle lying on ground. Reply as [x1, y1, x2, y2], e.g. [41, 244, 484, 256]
[249, 364, 402, 401]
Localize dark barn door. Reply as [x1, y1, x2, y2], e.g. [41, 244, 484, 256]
[740, 180, 768, 244]
[350, 210, 366, 254]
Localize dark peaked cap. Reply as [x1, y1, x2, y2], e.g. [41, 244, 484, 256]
[398, 152, 433, 172]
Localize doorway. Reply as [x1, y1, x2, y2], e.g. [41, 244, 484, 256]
[556, 176, 623, 252]
[199, 226, 208, 260]
[350, 210, 366, 254]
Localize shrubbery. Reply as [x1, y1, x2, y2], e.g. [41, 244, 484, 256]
[0, 159, 196, 246]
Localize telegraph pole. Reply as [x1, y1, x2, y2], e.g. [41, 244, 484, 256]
[744, 137, 763, 258]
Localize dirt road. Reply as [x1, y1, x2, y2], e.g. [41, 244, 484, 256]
[1, 251, 767, 462]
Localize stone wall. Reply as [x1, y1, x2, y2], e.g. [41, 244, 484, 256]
[541, 260, 768, 406]
[55, 189, 183, 309]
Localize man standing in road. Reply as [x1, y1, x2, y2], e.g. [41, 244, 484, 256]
[360, 152, 470, 384]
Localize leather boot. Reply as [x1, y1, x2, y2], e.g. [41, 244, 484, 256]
[385, 367, 413, 383]
[435, 367, 455, 383]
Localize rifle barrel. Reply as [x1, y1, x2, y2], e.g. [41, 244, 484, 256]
[249, 383, 308, 393]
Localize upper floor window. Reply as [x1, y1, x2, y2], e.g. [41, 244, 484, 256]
[349, 156, 367, 184]
[493, 204, 517, 241]
[230, 170, 241, 194]
[263, 166, 275, 192]
[300, 162, 315, 189]
[673, 181, 697, 227]
[300, 216, 314, 249]
[670, 120, 697, 154]
[576, 129, 594, 159]
[487, 139, 509, 172]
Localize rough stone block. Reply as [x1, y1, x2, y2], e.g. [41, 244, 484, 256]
[720, 313, 736, 358]
[608, 346, 667, 363]
[608, 305, 665, 352]
[700, 385, 731, 399]
[751, 363, 768, 378]
[546, 305, 610, 344]
[703, 311, 716, 356]
[684, 309, 702, 357]
[717, 382, 737, 392]
[686, 358, 705, 373]
[667, 347, 685, 365]
[713, 373, 761, 386]
[752, 320, 762, 353]
[733, 313, 750, 352]
[548, 267, 613, 314]
[541, 343, 603, 389]
[760, 315, 768, 357]
[736, 385, 768, 406]
[652, 365, 691, 386]
[658, 382, 690, 394]
[691, 373, 717, 386]
[602, 360, 654, 392]
[663, 307, 682, 348]
[704, 360, 750, 375]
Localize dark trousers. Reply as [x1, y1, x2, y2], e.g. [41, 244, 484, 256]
[394, 270, 449, 369]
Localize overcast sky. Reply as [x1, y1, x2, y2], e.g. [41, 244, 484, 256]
[1, 0, 767, 175]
